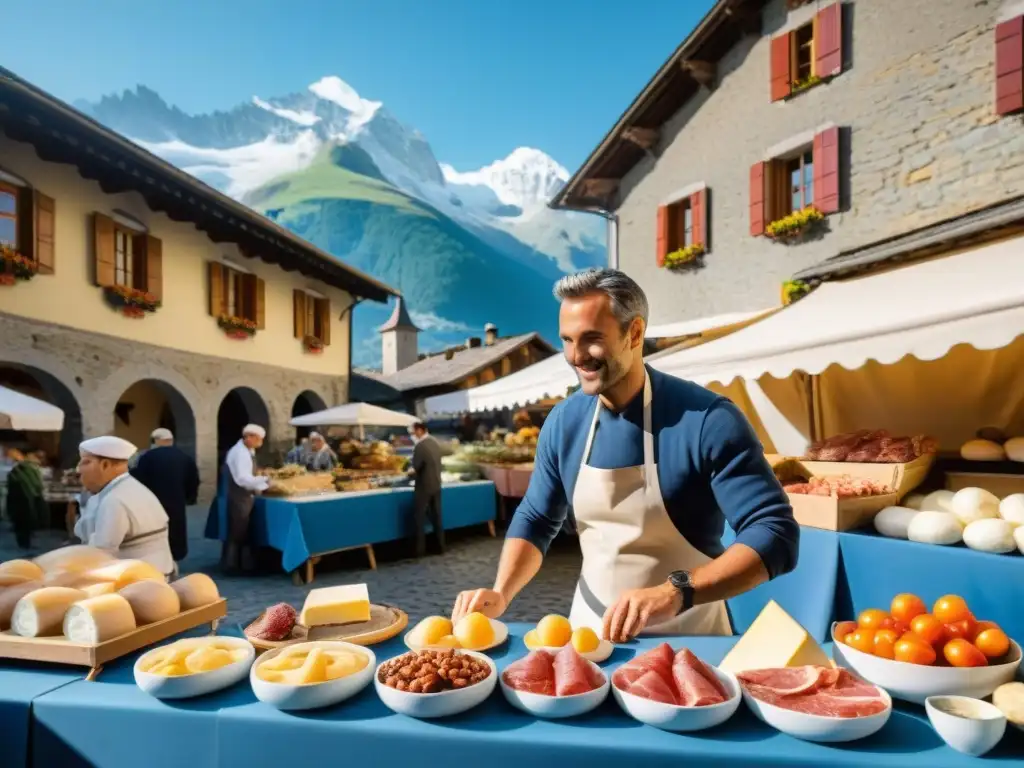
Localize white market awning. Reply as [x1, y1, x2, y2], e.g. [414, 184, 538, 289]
[424, 354, 576, 417]
[290, 402, 418, 428]
[651, 236, 1024, 385]
[0, 385, 65, 431]
[644, 308, 773, 339]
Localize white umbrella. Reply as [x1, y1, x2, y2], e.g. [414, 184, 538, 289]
[0, 385, 65, 431]
[290, 402, 418, 440]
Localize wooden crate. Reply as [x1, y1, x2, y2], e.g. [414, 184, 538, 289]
[774, 459, 899, 532]
[765, 453, 933, 500]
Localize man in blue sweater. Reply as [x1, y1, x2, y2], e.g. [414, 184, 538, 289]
[452, 269, 798, 642]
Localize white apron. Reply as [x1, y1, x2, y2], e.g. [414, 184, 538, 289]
[568, 372, 732, 637]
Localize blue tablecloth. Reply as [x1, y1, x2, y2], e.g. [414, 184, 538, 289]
[206, 481, 497, 572]
[27, 625, 1023, 767]
[0, 662, 82, 768]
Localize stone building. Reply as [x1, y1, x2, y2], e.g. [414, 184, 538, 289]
[551, 0, 1024, 326]
[0, 69, 396, 499]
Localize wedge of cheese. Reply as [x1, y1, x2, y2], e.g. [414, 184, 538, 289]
[10, 586, 86, 637]
[64, 594, 137, 644]
[299, 584, 370, 627]
[719, 600, 831, 675]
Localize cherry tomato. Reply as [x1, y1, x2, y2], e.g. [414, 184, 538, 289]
[845, 629, 877, 654]
[970, 620, 1000, 641]
[894, 638, 937, 666]
[889, 619, 910, 636]
[945, 618, 975, 641]
[933, 595, 971, 624]
[943, 638, 987, 668]
[890, 594, 927, 624]
[834, 621, 857, 641]
[910, 614, 946, 646]
[857, 609, 891, 631]
[873, 629, 899, 660]
[974, 628, 1011, 659]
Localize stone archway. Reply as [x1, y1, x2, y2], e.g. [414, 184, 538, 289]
[111, 379, 197, 460]
[216, 386, 270, 471]
[0, 362, 84, 468]
[290, 389, 327, 441]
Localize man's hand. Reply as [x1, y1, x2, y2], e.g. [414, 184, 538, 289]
[452, 588, 507, 624]
[602, 582, 681, 643]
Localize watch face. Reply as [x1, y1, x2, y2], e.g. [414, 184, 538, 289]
[670, 570, 692, 589]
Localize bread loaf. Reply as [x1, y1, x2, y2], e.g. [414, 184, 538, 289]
[81, 582, 117, 597]
[0, 581, 42, 630]
[10, 586, 86, 637]
[170, 573, 219, 610]
[118, 580, 180, 624]
[960, 439, 1006, 461]
[86, 559, 165, 590]
[0, 559, 45, 587]
[34, 545, 114, 574]
[1004, 437, 1024, 463]
[63, 594, 137, 644]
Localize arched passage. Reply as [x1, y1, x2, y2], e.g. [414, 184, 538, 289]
[290, 390, 327, 441]
[216, 387, 270, 472]
[112, 379, 197, 460]
[0, 363, 83, 468]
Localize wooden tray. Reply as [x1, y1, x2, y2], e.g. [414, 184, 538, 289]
[244, 603, 408, 652]
[0, 599, 226, 679]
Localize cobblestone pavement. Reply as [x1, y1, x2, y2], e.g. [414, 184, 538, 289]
[1, 507, 583, 629]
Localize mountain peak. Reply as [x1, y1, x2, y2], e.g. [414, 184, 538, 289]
[308, 75, 381, 127]
[441, 146, 569, 210]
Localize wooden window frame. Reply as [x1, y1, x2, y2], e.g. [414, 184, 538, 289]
[770, 2, 843, 102]
[791, 22, 815, 85]
[293, 289, 331, 346]
[0, 181, 18, 249]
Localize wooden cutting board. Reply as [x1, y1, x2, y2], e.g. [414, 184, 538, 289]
[244, 603, 408, 651]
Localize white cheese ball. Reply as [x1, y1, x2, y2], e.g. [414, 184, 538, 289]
[901, 493, 927, 511]
[907, 511, 963, 546]
[1000, 493, 1024, 526]
[962, 518, 1017, 554]
[950, 487, 1001, 526]
[874, 506, 919, 539]
[1015, 525, 1024, 555]
[919, 489, 956, 514]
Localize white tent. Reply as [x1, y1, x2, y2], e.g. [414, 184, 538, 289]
[424, 354, 576, 417]
[290, 402, 418, 429]
[644, 308, 773, 340]
[0, 385, 64, 431]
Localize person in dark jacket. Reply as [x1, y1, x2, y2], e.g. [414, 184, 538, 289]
[409, 422, 445, 557]
[6, 449, 47, 550]
[131, 428, 199, 574]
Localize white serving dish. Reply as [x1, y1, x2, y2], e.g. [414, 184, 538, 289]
[831, 622, 1022, 704]
[742, 685, 892, 743]
[375, 649, 497, 719]
[404, 618, 508, 653]
[523, 637, 615, 663]
[134, 636, 255, 700]
[925, 695, 1007, 756]
[500, 658, 610, 718]
[250, 641, 375, 711]
[611, 664, 742, 732]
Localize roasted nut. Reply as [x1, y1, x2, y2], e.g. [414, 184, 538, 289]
[381, 650, 490, 692]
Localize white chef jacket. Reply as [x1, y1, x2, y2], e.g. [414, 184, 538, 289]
[74, 473, 174, 575]
[225, 440, 270, 492]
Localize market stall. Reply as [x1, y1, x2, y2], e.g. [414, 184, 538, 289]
[290, 401, 418, 440]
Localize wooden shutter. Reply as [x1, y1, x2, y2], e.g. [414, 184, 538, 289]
[749, 163, 766, 236]
[16, 187, 34, 261]
[813, 126, 841, 214]
[208, 262, 225, 317]
[689, 188, 707, 249]
[93, 213, 115, 287]
[996, 17, 1024, 116]
[770, 33, 792, 102]
[655, 205, 670, 266]
[814, 3, 843, 78]
[293, 289, 307, 338]
[254, 277, 266, 329]
[317, 298, 331, 345]
[33, 191, 55, 274]
[143, 235, 162, 300]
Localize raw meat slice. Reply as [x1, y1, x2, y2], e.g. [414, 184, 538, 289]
[672, 648, 727, 706]
[738, 666, 888, 718]
[610, 642, 674, 690]
[738, 666, 823, 696]
[626, 669, 677, 705]
[553, 645, 600, 696]
[503, 650, 555, 696]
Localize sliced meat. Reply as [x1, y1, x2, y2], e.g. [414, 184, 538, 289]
[626, 669, 677, 705]
[553, 646, 599, 697]
[672, 648, 727, 707]
[502, 650, 555, 696]
[737, 666, 825, 696]
[739, 666, 888, 719]
[611, 642, 674, 690]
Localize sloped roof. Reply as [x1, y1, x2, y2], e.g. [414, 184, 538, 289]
[378, 297, 420, 332]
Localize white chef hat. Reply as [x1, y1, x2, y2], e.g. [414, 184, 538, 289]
[79, 436, 137, 461]
[242, 424, 266, 438]
[309, 431, 323, 440]
[151, 427, 173, 441]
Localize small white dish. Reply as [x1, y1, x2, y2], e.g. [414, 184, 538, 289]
[612, 665, 742, 732]
[741, 686, 892, 743]
[523, 638, 615, 663]
[404, 618, 508, 653]
[375, 649, 497, 719]
[500, 658, 610, 718]
[926, 695, 1007, 756]
[250, 641, 375, 711]
[134, 636, 255, 700]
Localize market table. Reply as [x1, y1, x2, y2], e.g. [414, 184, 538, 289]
[0, 662, 82, 768]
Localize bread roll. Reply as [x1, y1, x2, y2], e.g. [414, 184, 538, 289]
[10, 587, 86, 637]
[81, 582, 117, 597]
[63, 594, 137, 644]
[960, 439, 1006, 461]
[0, 581, 42, 630]
[1005, 437, 1024, 463]
[86, 559, 165, 590]
[118, 580, 180, 624]
[170, 573, 219, 610]
[34, 545, 114, 574]
[0, 559, 45, 587]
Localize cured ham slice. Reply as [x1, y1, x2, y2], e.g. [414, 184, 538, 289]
[738, 666, 823, 696]
[610, 642, 674, 690]
[553, 646, 602, 697]
[503, 650, 555, 696]
[627, 669, 677, 705]
[672, 648, 727, 706]
[505, 647, 603, 697]
[738, 666, 888, 718]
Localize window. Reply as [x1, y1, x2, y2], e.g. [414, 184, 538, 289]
[787, 150, 814, 215]
[93, 213, 161, 296]
[792, 23, 814, 84]
[208, 261, 263, 328]
[769, 2, 843, 102]
[0, 182, 17, 247]
[655, 187, 708, 266]
[292, 289, 330, 346]
[996, 16, 1024, 116]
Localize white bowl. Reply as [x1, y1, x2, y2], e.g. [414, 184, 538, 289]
[500, 658, 610, 718]
[523, 638, 615, 663]
[831, 622, 1022, 704]
[926, 696, 1007, 756]
[405, 618, 509, 653]
[250, 641, 375, 711]
[134, 636, 255, 700]
[611, 664, 742, 732]
[742, 685, 892, 743]
[374, 649, 497, 719]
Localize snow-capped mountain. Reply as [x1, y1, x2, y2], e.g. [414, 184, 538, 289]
[441, 147, 569, 211]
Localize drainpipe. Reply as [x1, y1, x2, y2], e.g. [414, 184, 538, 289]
[586, 208, 619, 270]
[340, 298, 364, 403]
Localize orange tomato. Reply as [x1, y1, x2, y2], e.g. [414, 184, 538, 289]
[943, 638, 987, 668]
[845, 629, 877, 654]
[933, 595, 971, 624]
[873, 628, 899, 660]
[890, 594, 927, 624]
[945, 617, 975, 641]
[974, 628, 1011, 659]
[910, 614, 946, 646]
[857, 609, 891, 631]
[834, 621, 857, 641]
[970, 620, 1000, 641]
[894, 637, 937, 665]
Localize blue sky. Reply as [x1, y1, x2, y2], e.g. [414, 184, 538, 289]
[3, 0, 715, 171]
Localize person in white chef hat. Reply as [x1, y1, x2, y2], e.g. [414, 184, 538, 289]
[75, 435, 174, 577]
[222, 424, 270, 573]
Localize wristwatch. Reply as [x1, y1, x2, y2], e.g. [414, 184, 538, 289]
[668, 570, 695, 614]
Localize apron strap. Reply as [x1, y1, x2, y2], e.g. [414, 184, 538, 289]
[580, 399, 602, 465]
[122, 525, 168, 546]
[641, 370, 655, 470]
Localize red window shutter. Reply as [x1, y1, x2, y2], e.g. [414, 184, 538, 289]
[770, 33, 792, 102]
[814, 126, 841, 214]
[655, 205, 670, 265]
[690, 189, 707, 249]
[996, 17, 1024, 116]
[815, 3, 843, 78]
[749, 163, 766, 236]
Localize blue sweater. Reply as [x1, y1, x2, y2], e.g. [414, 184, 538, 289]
[506, 366, 799, 580]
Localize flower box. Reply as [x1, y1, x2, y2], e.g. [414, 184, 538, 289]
[781, 279, 813, 306]
[663, 243, 705, 271]
[0, 245, 37, 285]
[218, 315, 257, 339]
[766, 207, 824, 243]
[789, 74, 822, 96]
[303, 335, 324, 354]
[103, 285, 160, 317]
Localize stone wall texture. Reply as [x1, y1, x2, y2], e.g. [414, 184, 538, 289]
[617, 0, 1024, 326]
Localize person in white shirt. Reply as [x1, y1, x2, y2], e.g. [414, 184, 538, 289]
[75, 436, 174, 577]
[223, 424, 270, 573]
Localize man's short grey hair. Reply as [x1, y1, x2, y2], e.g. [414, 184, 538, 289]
[553, 268, 649, 329]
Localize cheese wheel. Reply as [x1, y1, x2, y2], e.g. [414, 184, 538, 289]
[950, 487, 1001, 526]
[1005, 437, 1024, 463]
[63, 594, 137, 644]
[81, 582, 117, 597]
[86, 559, 166, 590]
[34, 545, 114, 574]
[10, 587, 86, 637]
[118, 580, 180, 624]
[960, 439, 1006, 461]
[0, 581, 42, 630]
[919, 490, 956, 515]
[170, 573, 219, 610]
[0, 559, 45, 587]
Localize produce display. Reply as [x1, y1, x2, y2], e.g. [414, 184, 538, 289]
[140, 638, 251, 677]
[503, 646, 604, 696]
[805, 430, 937, 463]
[612, 644, 729, 707]
[405, 612, 500, 651]
[782, 475, 892, 498]
[450, 442, 534, 466]
[347, 441, 407, 472]
[737, 666, 888, 718]
[254, 642, 369, 685]
[521, 614, 613, 661]
[505, 426, 540, 447]
[378, 648, 491, 692]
